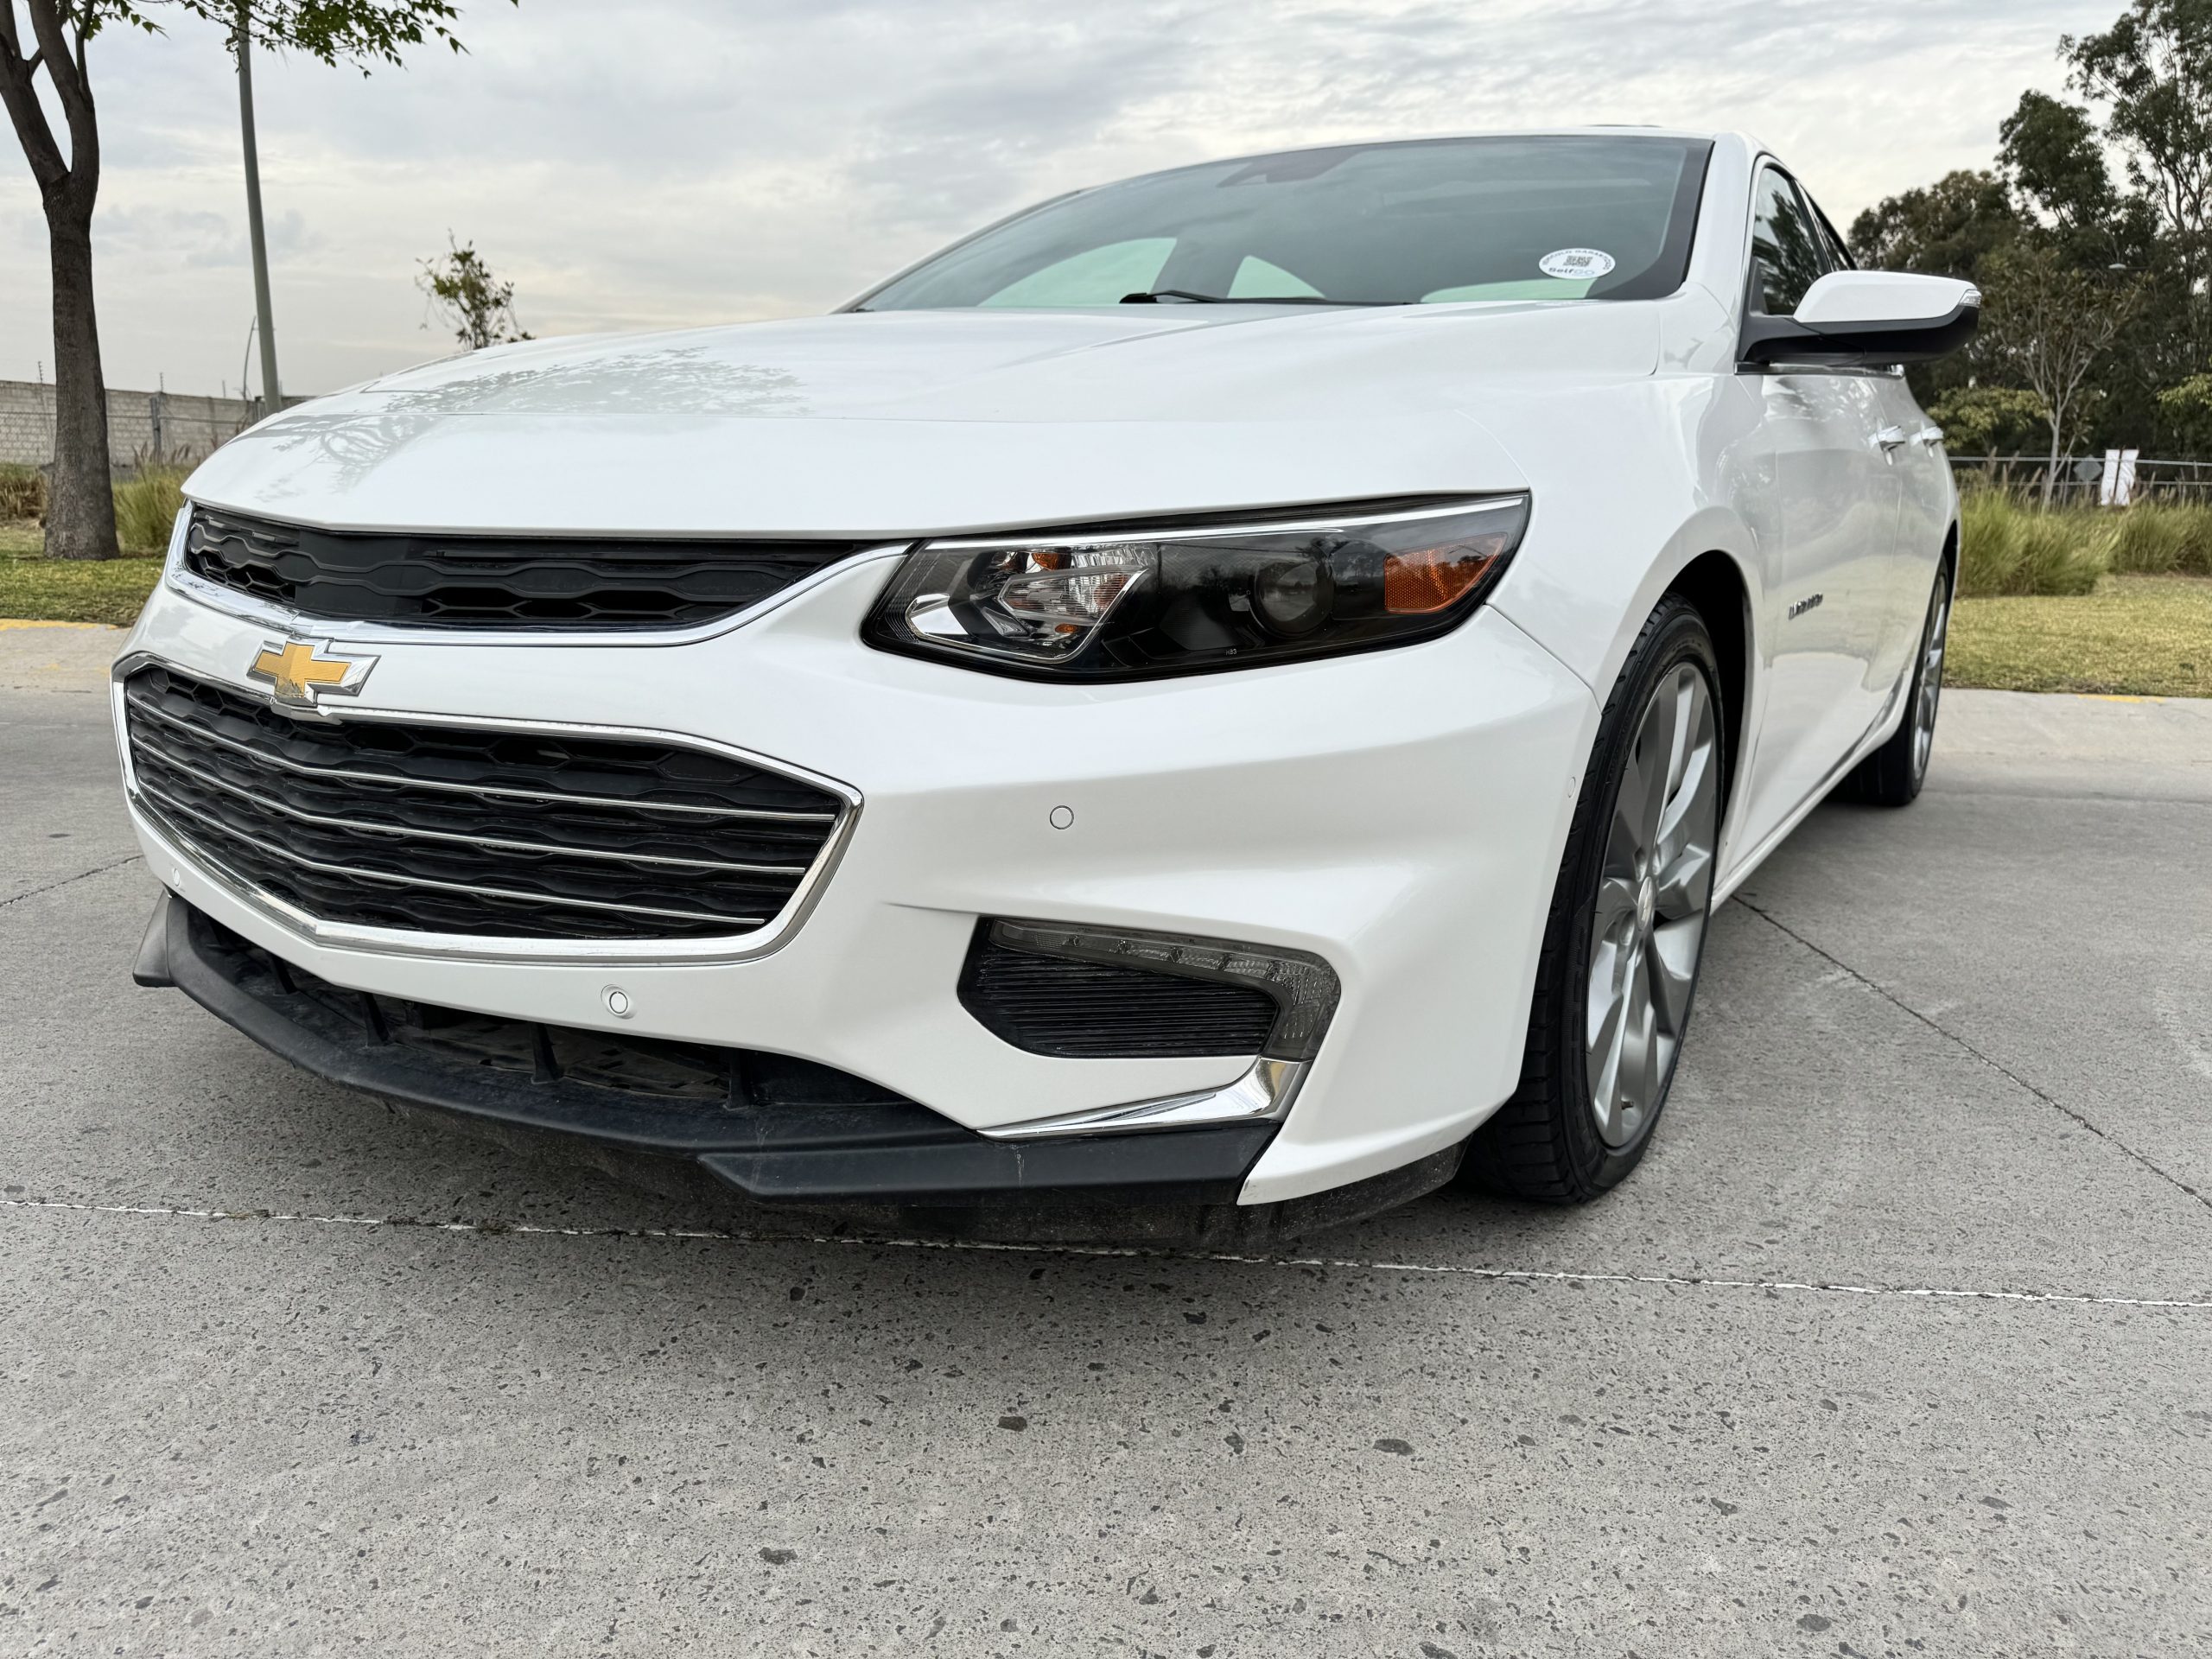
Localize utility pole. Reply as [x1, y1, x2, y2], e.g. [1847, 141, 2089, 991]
[236, 3, 283, 413]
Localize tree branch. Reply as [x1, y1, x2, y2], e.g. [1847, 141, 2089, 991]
[22, 0, 96, 214]
[0, 3, 71, 199]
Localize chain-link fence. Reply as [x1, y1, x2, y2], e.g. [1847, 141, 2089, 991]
[1949, 454, 2212, 503]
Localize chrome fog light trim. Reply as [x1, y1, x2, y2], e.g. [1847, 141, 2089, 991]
[980, 1056, 1308, 1141]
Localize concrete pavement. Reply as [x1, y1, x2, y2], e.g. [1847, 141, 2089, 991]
[2, 654, 2207, 1656]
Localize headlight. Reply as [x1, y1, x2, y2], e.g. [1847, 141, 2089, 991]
[862, 495, 1530, 679]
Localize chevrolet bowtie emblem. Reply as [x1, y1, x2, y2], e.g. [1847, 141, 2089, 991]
[248, 639, 377, 710]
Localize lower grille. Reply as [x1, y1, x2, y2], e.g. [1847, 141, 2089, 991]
[123, 664, 846, 943]
[959, 923, 1280, 1058]
[196, 906, 918, 1116]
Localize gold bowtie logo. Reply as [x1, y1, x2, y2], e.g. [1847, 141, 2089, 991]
[248, 639, 377, 709]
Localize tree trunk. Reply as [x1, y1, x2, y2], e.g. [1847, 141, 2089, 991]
[42, 201, 117, 560]
[2041, 407, 2062, 510]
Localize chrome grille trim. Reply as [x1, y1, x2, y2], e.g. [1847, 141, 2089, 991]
[128, 740, 813, 878]
[113, 652, 862, 966]
[133, 779, 771, 930]
[124, 690, 836, 823]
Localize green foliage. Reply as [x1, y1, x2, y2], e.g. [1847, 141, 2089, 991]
[1956, 487, 2115, 596]
[1999, 91, 2123, 245]
[1928, 386, 2048, 455]
[2108, 497, 2212, 574]
[0, 463, 43, 520]
[1850, 2, 2212, 458]
[68, 0, 509, 71]
[418, 234, 531, 350]
[111, 467, 187, 552]
[2156, 373, 2212, 452]
[1847, 170, 2019, 278]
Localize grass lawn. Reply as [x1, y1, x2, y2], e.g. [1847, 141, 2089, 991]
[1947, 575, 2212, 699]
[0, 521, 165, 626]
[2, 519, 2205, 697]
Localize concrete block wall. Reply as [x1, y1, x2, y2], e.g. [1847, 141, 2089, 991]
[0, 380, 267, 470]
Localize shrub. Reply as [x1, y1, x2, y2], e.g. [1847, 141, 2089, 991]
[2108, 499, 2212, 577]
[1955, 486, 2112, 597]
[0, 463, 44, 520]
[111, 467, 189, 554]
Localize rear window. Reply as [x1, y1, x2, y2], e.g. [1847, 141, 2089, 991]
[858, 135, 1713, 310]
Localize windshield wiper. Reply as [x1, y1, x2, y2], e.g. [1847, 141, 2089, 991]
[1120, 289, 1402, 306]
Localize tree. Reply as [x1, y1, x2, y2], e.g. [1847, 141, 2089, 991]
[2063, 0, 2212, 357]
[1975, 241, 2144, 502]
[0, 2, 509, 560]
[417, 234, 530, 350]
[1848, 169, 2019, 280]
[1926, 385, 2049, 456]
[1849, 170, 2021, 410]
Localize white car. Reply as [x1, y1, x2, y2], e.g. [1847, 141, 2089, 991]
[118, 130, 1974, 1241]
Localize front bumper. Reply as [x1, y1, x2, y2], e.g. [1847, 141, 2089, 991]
[118, 549, 1597, 1208]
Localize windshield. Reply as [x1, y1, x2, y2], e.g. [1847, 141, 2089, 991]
[857, 135, 1712, 311]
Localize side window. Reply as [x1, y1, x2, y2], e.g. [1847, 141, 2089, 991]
[1747, 168, 1824, 315]
[1803, 193, 1854, 274]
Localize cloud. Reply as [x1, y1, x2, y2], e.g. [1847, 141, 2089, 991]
[0, 0, 2120, 396]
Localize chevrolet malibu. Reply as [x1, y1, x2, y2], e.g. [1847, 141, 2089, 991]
[119, 130, 1976, 1242]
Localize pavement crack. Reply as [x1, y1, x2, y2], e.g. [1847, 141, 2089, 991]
[0, 853, 143, 912]
[5, 1195, 2208, 1312]
[1732, 894, 2212, 1218]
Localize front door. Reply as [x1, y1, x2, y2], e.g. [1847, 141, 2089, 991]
[1735, 168, 1902, 846]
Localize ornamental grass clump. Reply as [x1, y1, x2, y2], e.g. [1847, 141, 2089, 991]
[1955, 486, 2112, 597]
[2108, 499, 2212, 577]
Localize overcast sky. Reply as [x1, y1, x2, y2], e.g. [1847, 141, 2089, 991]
[2, 0, 2120, 397]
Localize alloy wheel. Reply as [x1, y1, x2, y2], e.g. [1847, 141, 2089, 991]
[1586, 663, 1719, 1148]
[1911, 581, 1951, 782]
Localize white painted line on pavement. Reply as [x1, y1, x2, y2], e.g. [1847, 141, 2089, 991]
[8, 1195, 2209, 1313]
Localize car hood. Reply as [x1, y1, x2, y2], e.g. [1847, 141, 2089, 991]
[184, 303, 1662, 537]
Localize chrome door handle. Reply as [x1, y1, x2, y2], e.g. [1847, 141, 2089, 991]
[1874, 425, 1910, 452]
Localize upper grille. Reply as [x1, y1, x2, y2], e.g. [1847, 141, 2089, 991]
[123, 664, 846, 943]
[959, 925, 1279, 1058]
[181, 506, 869, 632]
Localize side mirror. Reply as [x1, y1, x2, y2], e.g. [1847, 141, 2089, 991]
[1741, 271, 1980, 367]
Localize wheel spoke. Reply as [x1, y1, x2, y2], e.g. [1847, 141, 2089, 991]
[1587, 969, 1628, 1140]
[1651, 842, 1713, 921]
[1618, 966, 1656, 1116]
[1653, 730, 1714, 867]
[1583, 652, 1722, 1150]
[1592, 875, 1638, 941]
[1647, 916, 1700, 1031]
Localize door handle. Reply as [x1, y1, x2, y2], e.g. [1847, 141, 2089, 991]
[1913, 425, 1945, 448]
[1873, 425, 1910, 452]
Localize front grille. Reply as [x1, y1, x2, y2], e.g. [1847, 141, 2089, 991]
[181, 506, 869, 632]
[123, 664, 844, 943]
[960, 925, 1279, 1058]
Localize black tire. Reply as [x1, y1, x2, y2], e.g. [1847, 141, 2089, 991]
[1463, 596, 1725, 1203]
[1840, 563, 1953, 808]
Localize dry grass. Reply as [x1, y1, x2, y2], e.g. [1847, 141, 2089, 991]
[1947, 575, 2212, 698]
[0, 526, 164, 626]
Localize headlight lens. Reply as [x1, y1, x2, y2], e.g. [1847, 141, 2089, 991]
[863, 495, 1529, 679]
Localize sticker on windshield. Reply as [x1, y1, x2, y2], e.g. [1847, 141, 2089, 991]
[1539, 248, 1616, 281]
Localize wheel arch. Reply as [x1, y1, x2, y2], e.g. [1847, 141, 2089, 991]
[1660, 549, 1753, 811]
